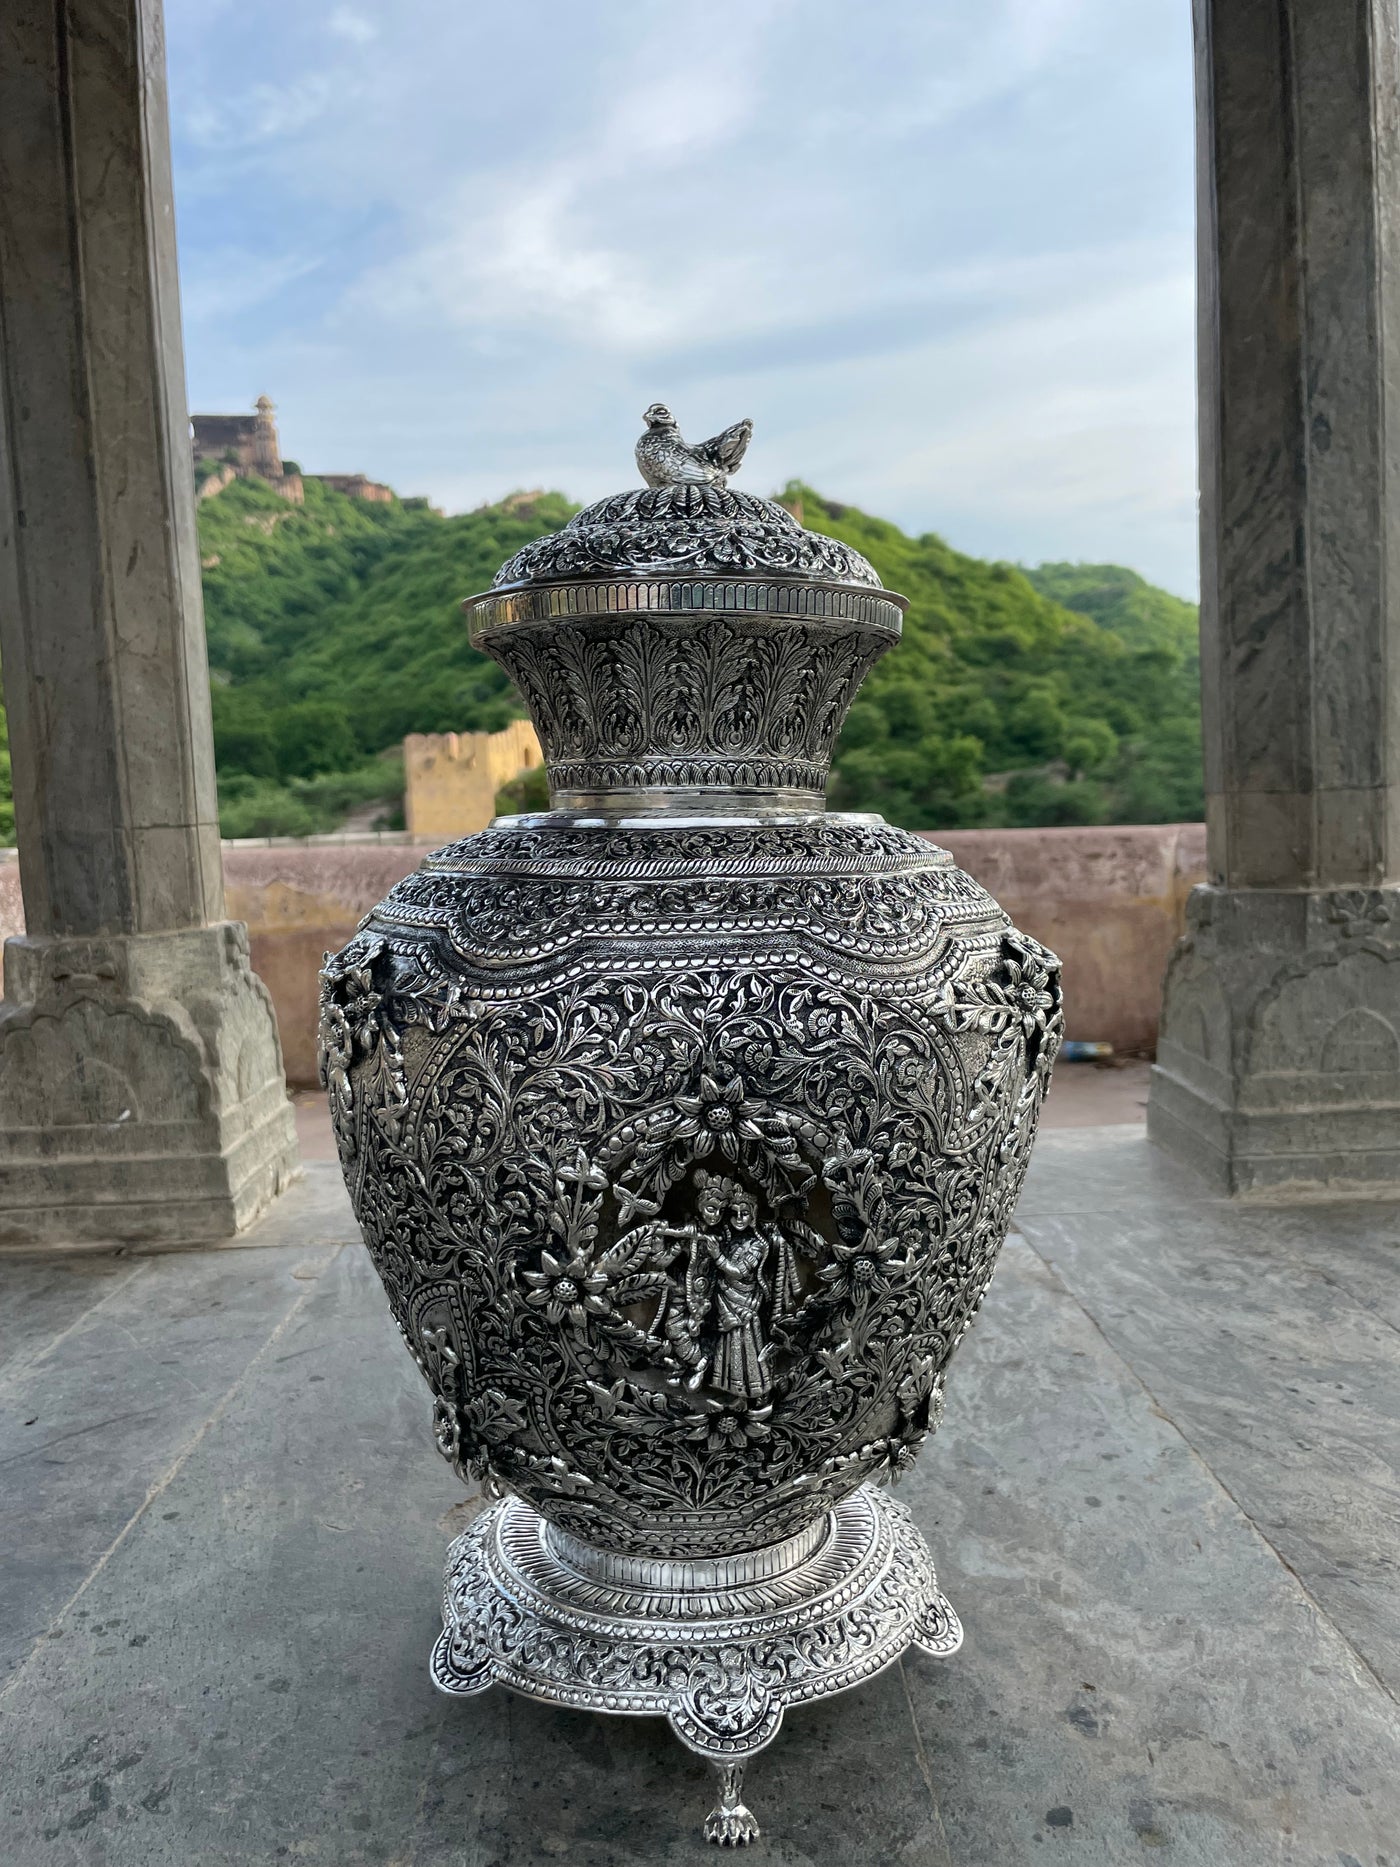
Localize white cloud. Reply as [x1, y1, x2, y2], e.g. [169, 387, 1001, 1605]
[182, 72, 343, 150]
[178, 249, 325, 328]
[166, 0, 1199, 592]
[328, 6, 376, 45]
[354, 173, 668, 348]
[871, 0, 1092, 137]
[347, 16, 772, 349]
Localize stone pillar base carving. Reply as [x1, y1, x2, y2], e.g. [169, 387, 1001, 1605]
[1148, 885, 1400, 1194]
[0, 924, 298, 1248]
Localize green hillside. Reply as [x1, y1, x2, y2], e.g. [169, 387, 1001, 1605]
[198, 476, 574, 834]
[1022, 561, 1199, 654]
[780, 488, 1202, 827]
[0, 476, 1202, 841]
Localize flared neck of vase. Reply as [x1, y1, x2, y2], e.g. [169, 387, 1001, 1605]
[465, 573, 905, 813]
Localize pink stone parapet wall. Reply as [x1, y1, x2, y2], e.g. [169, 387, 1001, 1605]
[0, 859, 22, 985]
[930, 823, 1207, 1056]
[223, 842, 429, 1085]
[0, 823, 1207, 1087]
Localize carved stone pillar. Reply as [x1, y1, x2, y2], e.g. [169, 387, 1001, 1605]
[1148, 0, 1400, 1191]
[0, 0, 297, 1244]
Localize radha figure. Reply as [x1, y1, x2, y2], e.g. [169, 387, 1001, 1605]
[707, 1188, 771, 1402]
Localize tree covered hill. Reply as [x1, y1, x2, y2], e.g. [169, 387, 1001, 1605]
[1021, 561, 1199, 655]
[783, 489, 1202, 827]
[197, 476, 572, 831]
[0, 474, 1202, 841]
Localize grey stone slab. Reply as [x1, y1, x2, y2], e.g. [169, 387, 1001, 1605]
[1016, 1189, 1400, 1698]
[915, 1237, 1400, 1865]
[3, 1143, 1398, 1864]
[0, 1256, 136, 1381]
[1234, 1200, 1400, 1333]
[1014, 1124, 1218, 1219]
[0, 1244, 952, 1867]
[0, 1239, 340, 1687]
[184, 1161, 358, 1256]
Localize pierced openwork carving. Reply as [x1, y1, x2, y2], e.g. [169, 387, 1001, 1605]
[493, 482, 883, 591]
[320, 417, 1062, 1846]
[321, 816, 1059, 1558]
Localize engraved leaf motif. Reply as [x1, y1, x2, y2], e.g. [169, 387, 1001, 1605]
[613, 623, 684, 754]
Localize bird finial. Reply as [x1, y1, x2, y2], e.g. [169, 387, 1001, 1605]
[636, 407, 754, 491]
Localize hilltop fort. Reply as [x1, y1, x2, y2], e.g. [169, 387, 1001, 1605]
[191, 396, 394, 506]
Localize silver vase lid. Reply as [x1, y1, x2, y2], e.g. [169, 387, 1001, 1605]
[463, 409, 906, 816]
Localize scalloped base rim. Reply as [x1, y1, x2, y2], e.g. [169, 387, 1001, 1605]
[430, 1482, 961, 1839]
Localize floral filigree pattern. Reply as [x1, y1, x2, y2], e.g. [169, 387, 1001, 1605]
[523, 1251, 612, 1327]
[490, 484, 883, 590]
[320, 810, 1062, 1560]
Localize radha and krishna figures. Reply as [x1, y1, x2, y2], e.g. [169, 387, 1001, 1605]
[611, 1171, 815, 1404]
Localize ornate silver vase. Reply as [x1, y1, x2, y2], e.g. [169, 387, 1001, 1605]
[320, 418, 1062, 1846]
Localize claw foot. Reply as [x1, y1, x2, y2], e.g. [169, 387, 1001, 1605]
[704, 1762, 760, 1847]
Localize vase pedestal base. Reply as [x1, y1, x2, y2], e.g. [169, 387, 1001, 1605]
[430, 1481, 961, 1845]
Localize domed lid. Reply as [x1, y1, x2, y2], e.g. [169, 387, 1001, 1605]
[492, 482, 884, 592]
[463, 410, 905, 816]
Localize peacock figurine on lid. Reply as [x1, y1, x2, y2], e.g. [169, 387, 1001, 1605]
[320, 407, 1062, 1845]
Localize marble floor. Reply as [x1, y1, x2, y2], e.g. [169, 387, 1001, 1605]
[1, 1130, 1396, 1865]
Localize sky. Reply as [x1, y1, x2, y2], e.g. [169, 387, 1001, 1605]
[166, 0, 1198, 597]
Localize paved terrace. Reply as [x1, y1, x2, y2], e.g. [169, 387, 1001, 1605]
[2, 1119, 1397, 1867]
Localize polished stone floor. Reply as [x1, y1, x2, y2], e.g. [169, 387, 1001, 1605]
[2, 1129, 1397, 1865]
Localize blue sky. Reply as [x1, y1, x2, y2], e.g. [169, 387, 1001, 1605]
[167, 0, 1197, 596]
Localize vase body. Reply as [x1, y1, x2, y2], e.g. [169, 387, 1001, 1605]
[319, 472, 1062, 1841]
[322, 809, 1058, 1555]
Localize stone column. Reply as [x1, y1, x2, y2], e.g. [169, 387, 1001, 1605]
[1149, 0, 1400, 1191]
[0, 0, 297, 1244]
